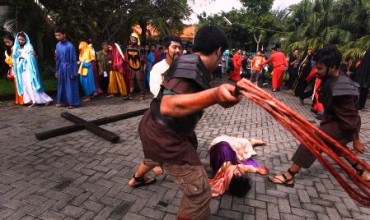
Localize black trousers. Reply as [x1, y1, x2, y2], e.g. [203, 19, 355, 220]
[99, 75, 109, 93]
[286, 68, 298, 89]
[358, 87, 369, 110]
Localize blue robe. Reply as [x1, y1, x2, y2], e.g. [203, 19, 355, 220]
[145, 51, 154, 89]
[79, 61, 96, 96]
[13, 32, 44, 95]
[55, 40, 80, 106]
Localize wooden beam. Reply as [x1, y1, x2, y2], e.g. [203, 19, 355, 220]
[35, 108, 148, 142]
[61, 112, 120, 143]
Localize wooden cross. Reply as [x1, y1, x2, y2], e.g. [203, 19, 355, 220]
[35, 108, 147, 143]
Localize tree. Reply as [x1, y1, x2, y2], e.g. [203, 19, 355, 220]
[128, 0, 191, 45]
[197, 0, 275, 52]
[277, 0, 370, 62]
[240, 0, 273, 15]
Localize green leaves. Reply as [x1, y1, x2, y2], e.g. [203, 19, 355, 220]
[277, 0, 369, 62]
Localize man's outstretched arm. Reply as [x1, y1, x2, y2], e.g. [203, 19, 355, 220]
[160, 79, 250, 117]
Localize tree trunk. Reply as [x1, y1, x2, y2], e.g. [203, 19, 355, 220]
[139, 19, 147, 47]
[254, 33, 260, 53]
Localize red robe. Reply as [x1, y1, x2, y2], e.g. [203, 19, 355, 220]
[261, 52, 288, 89]
[306, 67, 324, 113]
[230, 53, 242, 81]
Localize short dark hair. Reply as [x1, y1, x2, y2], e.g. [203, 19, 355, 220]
[3, 31, 14, 42]
[313, 45, 342, 69]
[229, 175, 251, 197]
[54, 26, 65, 34]
[3, 32, 14, 55]
[162, 35, 182, 49]
[193, 25, 228, 55]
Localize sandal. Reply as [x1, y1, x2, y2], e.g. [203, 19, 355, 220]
[268, 169, 296, 188]
[130, 175, 157, 188]
[352, 163, 370, 182]
[124, 95, 133, 100]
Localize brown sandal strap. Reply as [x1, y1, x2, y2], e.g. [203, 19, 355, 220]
[287, 169, 298, 177]
[271, 174, 294, 184]
[281, 173, 294, 183]
[352, 163, 365, 176]
[133, 175, 145, 183]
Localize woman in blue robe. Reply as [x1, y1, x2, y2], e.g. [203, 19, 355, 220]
[78, 41, 97, 102]
[13, 32, 53, 107]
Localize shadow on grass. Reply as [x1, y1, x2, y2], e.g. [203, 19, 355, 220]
[0, 77, 58, 100]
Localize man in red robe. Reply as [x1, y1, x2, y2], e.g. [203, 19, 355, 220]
[230, 49, 242, 82]
[260, 47, 288, 91]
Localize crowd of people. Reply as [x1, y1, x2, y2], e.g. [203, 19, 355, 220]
[222, 44, 370, 121]
[2, 27, 185, 108]
[2, 24, 370, 219]
[125, 25, 369, 219]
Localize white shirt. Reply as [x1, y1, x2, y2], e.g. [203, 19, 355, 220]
[150, 59, 170, 98]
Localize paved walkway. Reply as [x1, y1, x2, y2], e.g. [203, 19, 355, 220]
[0, 77, 369, 220]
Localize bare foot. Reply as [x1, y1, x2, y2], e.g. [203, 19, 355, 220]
[361, 172, 370, 182]
[82, 97, 91, 102]
[250, 138, 266, 147]
[353, 139, 365, 154]
[56, 103, 66, 107]
[28, 103, 36, 108]
[256, 166, 269, 175]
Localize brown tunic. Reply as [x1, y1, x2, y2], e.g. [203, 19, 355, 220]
[139, 78, 204, 165]
[292, 74, 361, 168]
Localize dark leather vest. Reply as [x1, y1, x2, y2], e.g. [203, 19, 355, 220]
[150, 54, 211, 134]
[319, 72, 359, 111]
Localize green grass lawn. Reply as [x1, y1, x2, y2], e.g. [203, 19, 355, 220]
[0, 78, 57, 97]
